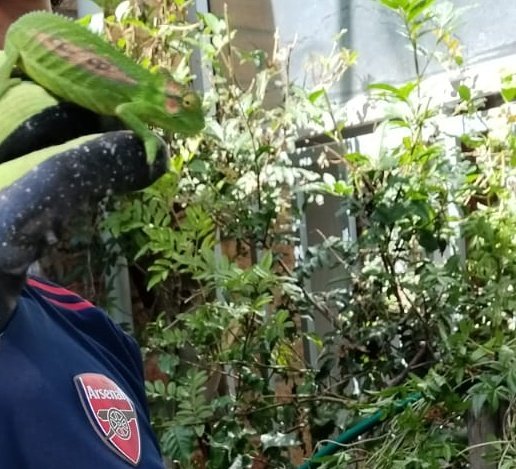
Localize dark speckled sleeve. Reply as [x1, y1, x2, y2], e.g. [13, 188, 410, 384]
[0, 131, 168, 328]
[0, 131, 168, 273]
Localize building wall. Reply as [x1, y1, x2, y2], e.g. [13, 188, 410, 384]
[269, 0, 516, 101]
[209, 1, 515, 364]
[209, 0, 276, 90]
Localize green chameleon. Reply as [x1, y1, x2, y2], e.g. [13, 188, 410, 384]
[0, 11, 204, 164]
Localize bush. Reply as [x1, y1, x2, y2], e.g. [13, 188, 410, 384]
[97, 0, 516, 467]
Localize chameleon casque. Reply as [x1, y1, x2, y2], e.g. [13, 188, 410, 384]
[0, 11, 204, 164]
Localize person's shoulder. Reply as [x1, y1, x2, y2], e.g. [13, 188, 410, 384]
[24, 275, 141, 361]
[26, 275, 96, 312]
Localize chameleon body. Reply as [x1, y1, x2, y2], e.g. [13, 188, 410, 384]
[0, 11, 204, 163]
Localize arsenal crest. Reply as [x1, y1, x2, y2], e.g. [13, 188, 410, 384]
[74, 373, 141, 465]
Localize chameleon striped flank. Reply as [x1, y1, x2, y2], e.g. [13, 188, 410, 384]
[35, 32, 138, 85]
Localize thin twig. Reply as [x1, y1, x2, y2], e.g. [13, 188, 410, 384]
[386, 341, 427, 387]
[276, 256, 338, 329]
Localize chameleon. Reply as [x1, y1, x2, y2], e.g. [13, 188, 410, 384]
[0, 11, 205, 164]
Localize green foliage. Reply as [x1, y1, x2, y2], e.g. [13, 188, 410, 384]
[161, 425, 195, 466]
[98, 0, 516, 467]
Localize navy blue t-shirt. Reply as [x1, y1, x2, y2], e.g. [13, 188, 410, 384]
[0, 276, 165, 469]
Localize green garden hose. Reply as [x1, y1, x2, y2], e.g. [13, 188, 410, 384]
[298, 393, 422, 469]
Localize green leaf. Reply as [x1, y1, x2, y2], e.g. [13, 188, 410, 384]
[388, 117, 411, 128]
[144, 381, 154, 394]
[458, 84, 471, 101]
[167, 382, 176, 397]
[368, 81, 416, 101]
[305, 332, 324, 350]
[506, 369, 516, 393]
[379, 0, 408, 10]
[460, 133, 485, 149]
[161, 426, 194, 464]
[256, 145, 273, 158]
[308, 89, 325, 103]
[194, 424, 205, 438]
[239, 49, 267, 68]
[501, 86, 516, 102]
[407, 0, 435, 21]
[470, 347, 488, 363]
[158, 354, 179, 375]
[154, 380, 166, 395]
[501, 74, 516, 102]
[333, 180, 354, 196]
[345, 152, 370, 165]
[200, 12, 224, 34]
[368, 83, 401, 94]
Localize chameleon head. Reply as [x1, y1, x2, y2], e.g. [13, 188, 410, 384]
[161, 80, 205, 135]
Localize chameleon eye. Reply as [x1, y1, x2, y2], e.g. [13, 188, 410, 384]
[182, 93, 198, 110]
